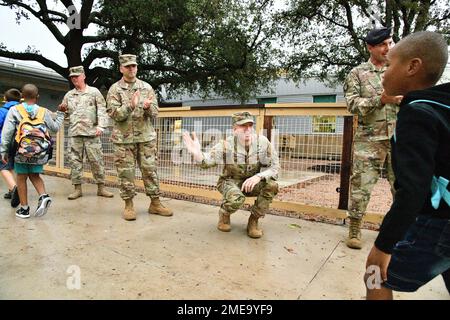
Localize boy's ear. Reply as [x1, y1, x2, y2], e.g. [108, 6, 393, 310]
[407, 58, 423, 76]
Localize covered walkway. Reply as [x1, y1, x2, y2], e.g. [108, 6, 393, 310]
[0, 175, 447, 299]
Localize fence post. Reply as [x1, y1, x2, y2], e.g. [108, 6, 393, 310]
[255, 107, 265, 137]
[338, 116, 353, 211]
[263, 114, 273, 142]
[56, 124, 65, 170]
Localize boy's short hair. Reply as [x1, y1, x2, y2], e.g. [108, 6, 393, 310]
[395, 31, 448, 85]
[21, 84, 39, 100]
[4, 88, 21, 102]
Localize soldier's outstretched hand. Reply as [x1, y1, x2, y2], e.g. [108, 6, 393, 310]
[57, 102, 67, 112]
[183, 132, 203, 161]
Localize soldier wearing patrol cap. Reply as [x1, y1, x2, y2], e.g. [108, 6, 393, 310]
[106, 54, 173, 221]
[183, 111, 280, 238]
[343, 27, 404, 249]
[59, 65, 114, 200]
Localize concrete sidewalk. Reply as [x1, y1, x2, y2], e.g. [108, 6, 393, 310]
[0, 175, 448, 300]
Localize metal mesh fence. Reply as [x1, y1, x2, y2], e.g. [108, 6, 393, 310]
[156, 116, 230, 190]
[48, 113, 392, 214]
[273, 115, 344, 209]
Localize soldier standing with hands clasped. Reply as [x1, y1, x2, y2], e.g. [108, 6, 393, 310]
[107, 54, 173, 221]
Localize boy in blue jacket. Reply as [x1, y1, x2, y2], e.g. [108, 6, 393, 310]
[0, 88, 20, 207]
[365, 31, 450, 299]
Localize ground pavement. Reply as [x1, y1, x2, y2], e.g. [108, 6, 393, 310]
[0, 175, 448, 299]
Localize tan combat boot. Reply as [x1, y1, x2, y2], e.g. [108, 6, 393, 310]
[97, 183, 114, 198]
[68, 184, 82, 200]
[123, 199, 136, 221]
[148, 197, 173, 216]
[346, 217, 363, 249]
[217, 209, 231, 232]
[247, 214, 263, 238]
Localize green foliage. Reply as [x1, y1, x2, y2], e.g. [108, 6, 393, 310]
[96, 0, 280, 102]
[0, 0, 279, 103]
[277, 0, 450, 84]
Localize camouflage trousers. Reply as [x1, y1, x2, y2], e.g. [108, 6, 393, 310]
[348, 140, 395, 219]
[69, 136, 105, 185]
[217, 177, 279, 218]
[114, 141, 160, 200]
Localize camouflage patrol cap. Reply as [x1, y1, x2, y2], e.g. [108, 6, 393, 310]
[69, 65, 84, 77]
[119, 54, 138, 66]
[365, 27, 392, 45]
[232, 111, 254, 126]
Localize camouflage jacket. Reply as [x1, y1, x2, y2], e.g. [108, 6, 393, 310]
[62, 85, 109, 137]
[200, 134, 280, 181]
[344, 60, 399, 142]
[106, 78, 158, 144]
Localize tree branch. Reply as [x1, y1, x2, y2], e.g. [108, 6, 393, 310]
[79, 0, 94, 29]
[414, 0, 431, 31]
[249, 19, 264, 50]
[83, 48, 117, 67]
[0, 49, 65, 76]
[88, 12, 110, 28]
[425, 11, 450, 28]
[138, 63, 188, 74]
[82, 34, 112, 44]
[340, 1, 365, 57]
[59, 0, 75, 10]
[34, 0, 66, 44]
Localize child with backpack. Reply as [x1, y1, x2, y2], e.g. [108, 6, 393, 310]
[365, 31, 450, 299]
[0, 84, 65, 218]
[0, 89, 21, 208]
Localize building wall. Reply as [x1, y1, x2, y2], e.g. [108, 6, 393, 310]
[0, 59, 69, 111]
[172, 77, 345, 106]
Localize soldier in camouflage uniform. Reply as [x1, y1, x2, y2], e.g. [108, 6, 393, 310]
[183, 111, 279, 238]
[60, 66, 114, 200]
[106, 54, 172, 221]
[343, 27, 403, 249]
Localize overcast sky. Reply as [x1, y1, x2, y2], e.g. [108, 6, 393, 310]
[0, 4, 94, 68]
[1, 6, 64, 67]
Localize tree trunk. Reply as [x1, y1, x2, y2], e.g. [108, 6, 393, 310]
[64, 29, 84, 87]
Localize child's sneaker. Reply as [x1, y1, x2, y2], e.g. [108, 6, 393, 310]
[3, 190, 12, 199]
[16, 206, 30, 219]
[35, 194, 52, 217]
[10, 186, 20, 208]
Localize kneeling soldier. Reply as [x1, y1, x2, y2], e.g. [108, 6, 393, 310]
[183, 112, 279, 238]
